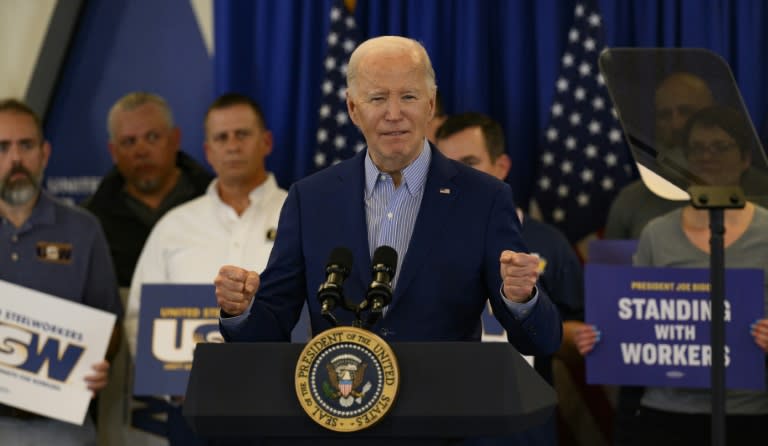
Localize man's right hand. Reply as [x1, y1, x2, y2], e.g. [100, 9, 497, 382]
[574, 324, 601, 356]
[214, 265, 260, 316]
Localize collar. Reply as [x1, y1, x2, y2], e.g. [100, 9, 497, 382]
[364, 138, 431, 199]
[1, 191, 56, 231]
[208, 173, 279, 211]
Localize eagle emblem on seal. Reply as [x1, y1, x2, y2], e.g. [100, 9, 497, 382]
[323, 353, 372, 407]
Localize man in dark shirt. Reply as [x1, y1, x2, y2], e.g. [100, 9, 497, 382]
[83, 92, 212, 287]
[436, 112, 585, 446]
[83, 92, 212, 445]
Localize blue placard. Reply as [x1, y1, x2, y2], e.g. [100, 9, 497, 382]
[585, 265, 765, 389]
[134, 284, 220, 396]
[588, 239, 638, 265]
[481, 301, 507, 342]
[134, 284, 313, 396]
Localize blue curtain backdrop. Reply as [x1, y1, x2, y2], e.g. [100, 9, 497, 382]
[213, 0, 768, 208]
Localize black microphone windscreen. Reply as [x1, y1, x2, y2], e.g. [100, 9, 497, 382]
[327, 247, 353, 270]
[372, 246, 398, 271]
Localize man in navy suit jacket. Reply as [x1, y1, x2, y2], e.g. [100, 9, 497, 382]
[215, 36, 561, 356]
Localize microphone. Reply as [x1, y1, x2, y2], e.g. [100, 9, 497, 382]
[317, 247, 353, 325]
[366, 246, 398, 316]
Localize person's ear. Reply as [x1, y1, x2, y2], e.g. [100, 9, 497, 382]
[170, 127, 181, 152]
[107, 141, 119, 164]
[41, 141, 52, 168]
[493, 154, 512, 180]
[346, 91, 360, 127]
[427, 90, 436, 121]
[261, 130, 273, 156]
[203, 140, 212, 166]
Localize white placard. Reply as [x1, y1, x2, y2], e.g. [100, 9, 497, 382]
[0, 280, 116, 424]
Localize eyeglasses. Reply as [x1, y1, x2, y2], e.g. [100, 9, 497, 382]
[686, 141, 740, 157]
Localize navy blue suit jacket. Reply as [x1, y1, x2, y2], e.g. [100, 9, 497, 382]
[222, 147, 561, 356]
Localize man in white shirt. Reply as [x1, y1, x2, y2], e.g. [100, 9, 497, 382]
[125, 93, 287, 445]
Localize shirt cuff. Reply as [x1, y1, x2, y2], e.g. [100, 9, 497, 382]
[219, 296, 255, 327]
[500, 285, 539, 319]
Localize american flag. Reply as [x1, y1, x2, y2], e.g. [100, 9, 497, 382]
[314, 0, 366, 170]
[533, 0, 636, 244]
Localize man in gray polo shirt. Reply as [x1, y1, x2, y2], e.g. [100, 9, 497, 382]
[0, 98, 123, 445]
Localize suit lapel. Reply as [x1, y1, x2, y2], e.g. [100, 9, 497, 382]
[388, 148, 459, 311]
[335, 152, 372, 297]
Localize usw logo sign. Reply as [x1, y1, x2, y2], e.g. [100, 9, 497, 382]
[0, 322, 84, 383]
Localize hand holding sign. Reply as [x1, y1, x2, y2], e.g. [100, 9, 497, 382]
[575, 324, 601, 356]
[84, 360, 110, 397]
[752, 318, 768, 353]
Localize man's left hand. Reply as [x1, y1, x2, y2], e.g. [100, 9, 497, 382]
[84, 360, 110, 397]
[500, 250, 539, 303]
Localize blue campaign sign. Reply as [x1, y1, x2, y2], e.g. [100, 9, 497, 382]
[588, 239, 638, 265]
[481, 301, 507, 342]
[134, 284, 313, 396]
[134, 284, 221, 396]
[585, 265, 765, 389]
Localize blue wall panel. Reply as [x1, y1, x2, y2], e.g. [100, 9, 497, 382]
[44, 0, 213, 203]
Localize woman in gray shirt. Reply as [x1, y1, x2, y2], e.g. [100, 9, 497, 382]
[577, 105, 768, 446]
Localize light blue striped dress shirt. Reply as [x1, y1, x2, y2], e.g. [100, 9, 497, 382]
[364, 139, 431, 288]
[363, 139, 538, 318]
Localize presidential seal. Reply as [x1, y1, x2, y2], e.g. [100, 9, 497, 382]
[295, 326, 399, 432]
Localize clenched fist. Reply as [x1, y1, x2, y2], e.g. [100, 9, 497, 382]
[214, 265, 260, 316]
[499, 250, 540, 303]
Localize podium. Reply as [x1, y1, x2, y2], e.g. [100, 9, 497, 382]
[184, 342, 556, 443]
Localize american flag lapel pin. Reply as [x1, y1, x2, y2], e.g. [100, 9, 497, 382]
[439, 187, 451, 194]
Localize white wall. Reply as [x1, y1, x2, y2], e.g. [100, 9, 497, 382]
[191, 0, 214, 56]
[0, 0, 213, 102]
[0, 0, 57, 99]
